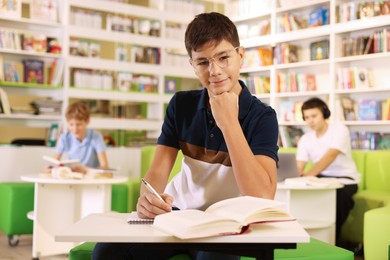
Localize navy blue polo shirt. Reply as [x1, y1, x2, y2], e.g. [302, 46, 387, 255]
[159, 81, 279, 210]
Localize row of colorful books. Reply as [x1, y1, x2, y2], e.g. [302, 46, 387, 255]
[277, 73, 316, 93]
[278, 100, 304, 123]
[72, 69, 158, 94]
[341, 28, 390, 57]
[106, 14, 161, 37]
[69, 40, 100, 58]
[0, 28, 61, 54]
[351, 131, 390, 150]
[336, 1, 390, 23]
[242, 47, 272, 69]
[276, 6, 329, 33]
[273, 43, 299, 64]
[0, 56, 63, 86]
[240, 75, 270, 95]
[0, 0, 58, 22]
[336, 67, 373, 90]
[336, 97, 390, 121]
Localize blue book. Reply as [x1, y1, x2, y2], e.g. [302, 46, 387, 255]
[358, 99, 380, 121]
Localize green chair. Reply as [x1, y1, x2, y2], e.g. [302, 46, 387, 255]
[342, 150, 390, 244]
[111, 183, 129, 213]
[364, 205, 390, 260]
[0, 182, 34, 246]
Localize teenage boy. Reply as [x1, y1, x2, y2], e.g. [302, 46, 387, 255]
[296, 97, 359, 245]
[53, 101, 108, 173]
[93, 12, 279, 260]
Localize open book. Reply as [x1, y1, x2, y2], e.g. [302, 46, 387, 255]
[153, 196, 294, 239]
[43, 155, 80, 168]
[284, 176, 352, 188]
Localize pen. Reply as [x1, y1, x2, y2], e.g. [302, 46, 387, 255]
[141, 178, 165, 203]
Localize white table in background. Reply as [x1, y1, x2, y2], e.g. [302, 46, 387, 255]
[275, 182, 342, 245]
[55, 212, 310, 260]
[21, 174, 128, 259]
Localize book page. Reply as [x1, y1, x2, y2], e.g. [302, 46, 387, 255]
[205, 196, 287, 224]
[153, 209, 242, 239]
[42, 155, 80, 167]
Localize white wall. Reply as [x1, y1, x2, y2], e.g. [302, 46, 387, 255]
[0, 146, 141, 182]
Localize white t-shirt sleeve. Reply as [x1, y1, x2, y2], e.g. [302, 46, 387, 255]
[296, 133, 310, 162]
[328, 124, 350, 155]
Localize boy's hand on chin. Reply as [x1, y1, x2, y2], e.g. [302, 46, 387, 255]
[209, 91, 238, 130]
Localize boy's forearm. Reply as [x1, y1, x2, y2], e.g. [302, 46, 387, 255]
[222, 121, 277, 199]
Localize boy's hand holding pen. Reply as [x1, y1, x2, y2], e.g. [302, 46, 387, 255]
[138, 178, 173, 218]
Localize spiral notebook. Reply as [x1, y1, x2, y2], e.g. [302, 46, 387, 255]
[126, 212, 154, 224]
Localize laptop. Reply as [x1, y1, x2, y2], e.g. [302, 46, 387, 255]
[277, 152, 300, 182]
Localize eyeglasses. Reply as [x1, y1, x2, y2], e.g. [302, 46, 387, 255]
[190, 46, 240, 73]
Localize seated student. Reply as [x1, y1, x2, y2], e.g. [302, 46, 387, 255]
[51, 101, 108, 173]
[92, 12, 279, 260]
[296, 97, 359, 245]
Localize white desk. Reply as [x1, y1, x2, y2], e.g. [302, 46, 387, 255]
[275, 183, 342, 245]
[21, 174, 128, 259]
[56, 212, 310, 260]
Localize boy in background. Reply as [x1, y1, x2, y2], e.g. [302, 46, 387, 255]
[296, 97, 359, 245]
[53, 101, 108, 173]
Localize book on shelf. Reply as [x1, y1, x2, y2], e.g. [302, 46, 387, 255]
[42, 155, 80, 168]
[48, 59, 64, 86]
[23, 59, 44, 84]
[116, 72, 132, 92]
[21, 33, 47, 53]
[152, 196, 294, 239]
[273, 43, 299, 64]
[310, 40, 329, 60]
[279, 126, 304, 148]
[278, 100, 295, 122]
[357, 99, 381, 121]
[308, 7, 324, 27]
[30, 0, 58, 22]
[3, 60, 21, 82]
[340, 97, 357, 121]
[0, 87, 11, 114]
[0, 0, 21, 18]
[164, 78, 179, 94]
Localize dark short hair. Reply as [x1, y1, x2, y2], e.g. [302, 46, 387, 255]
[184, 12, 240, 58]
[301, 97, 331, 119]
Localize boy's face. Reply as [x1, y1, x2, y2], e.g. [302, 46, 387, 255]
[67, 118, 89, 141]
[190, 40, 244, 97]
[302, 108, 326, 132]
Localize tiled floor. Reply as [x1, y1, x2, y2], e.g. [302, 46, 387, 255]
[0, 231, 364, 260]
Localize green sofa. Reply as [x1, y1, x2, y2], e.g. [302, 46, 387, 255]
[280, 148, 390, 260]
[364, 204, 390, 260]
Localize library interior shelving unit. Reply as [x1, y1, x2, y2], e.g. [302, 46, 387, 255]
[228, 0, 390, 149]
[0, 0, 224, 145]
